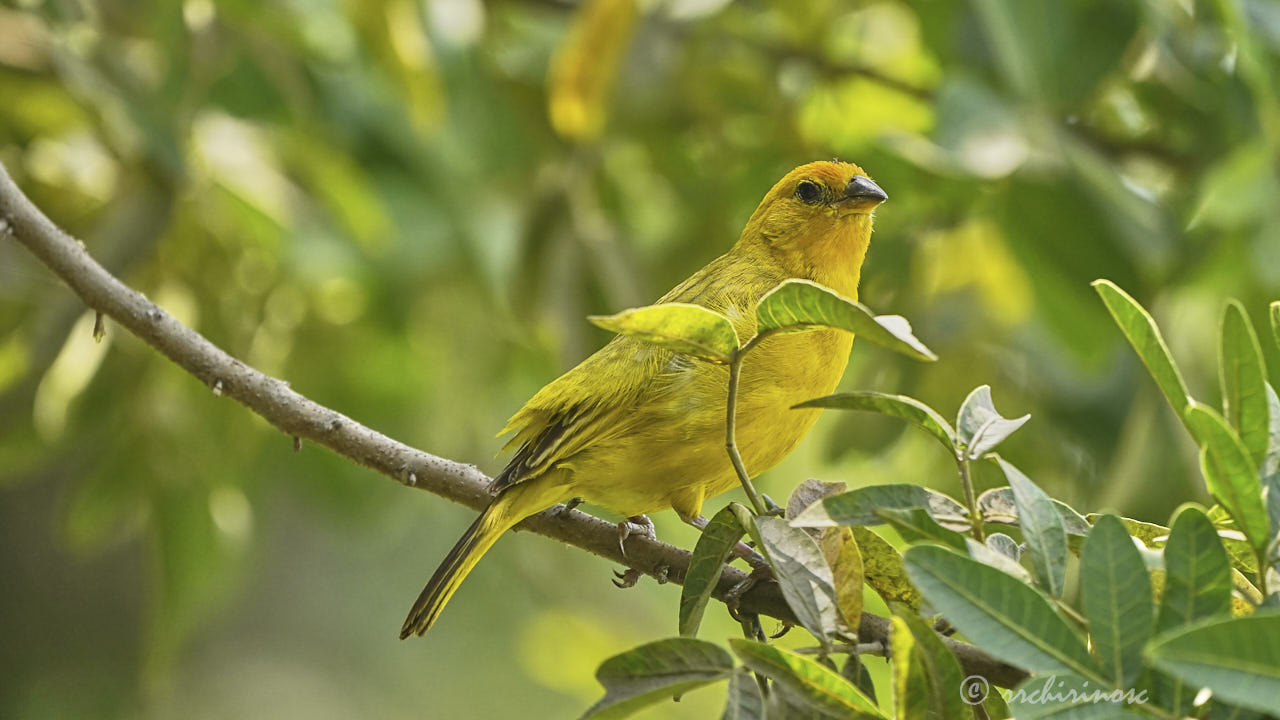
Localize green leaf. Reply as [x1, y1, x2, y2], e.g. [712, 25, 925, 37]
[999, 460, 1068, 597]
[1147, 615, 1280, 716]
[1158, 507, 1232, 631]
[1185, 402, 1270, 553]
[876, 507, 968, 551]
[720, 668, 764, 720]
[790, 484, 970, 532]
[892, 609, 969, 720]
[589, 303, 739, 364]
[755, 279, 937, 362]
[1080, 515, 1153, 688]
[979, 487, 1092, 536]
[1093, 280, 1192, 427]
[754, 516, 843, 644]
[853, 527, 921, 610]
[1220, 300, 1271, 468]
[793, 391, 956, 452]
[581, 638, 735, 719]
[680, 504, 746, 637]
[841, 654, 878, 706]
[819, 527, 865, 632]
[1156, 506, 1232, 715]
[903, 545, 1100, 680]
[890, 616, 932, 720]
[956, 386, 1030, 459]
[728, 639, 886, 719]
[976, 679, 1011, 720]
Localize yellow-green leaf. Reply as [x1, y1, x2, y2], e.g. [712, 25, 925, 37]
[1093, 280, 1193, 432]
[679, 504, 745, 638]
[589, 303, 739, 364]
[1184, 402, 1270, 554]
[820, 527, 864, 632]
[890, 617, 931, 720]
[581, 637, 735, 719]
[853, 527, 921, 610]
[892, 610, 969, 720]
[1220, 300, 1270, 468]
[794, 392, 955, 452]
[728, 639, 886, 719]
[755, 279, 936, 362]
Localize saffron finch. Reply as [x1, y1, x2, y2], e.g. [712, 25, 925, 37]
[402, 160, 887, 637]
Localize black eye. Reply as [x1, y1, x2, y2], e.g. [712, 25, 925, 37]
[795, 180, 823, 203]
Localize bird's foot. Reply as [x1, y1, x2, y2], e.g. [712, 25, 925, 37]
[616, 514, 656, 557]
[611, 564, 670, 589]
[554, 497, 584, 519]
[613, 568, 643, 589]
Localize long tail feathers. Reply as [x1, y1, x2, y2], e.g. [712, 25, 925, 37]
[400, 504, 510, 639]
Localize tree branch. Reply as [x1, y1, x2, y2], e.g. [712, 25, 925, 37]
[0, 162, 1027, 690]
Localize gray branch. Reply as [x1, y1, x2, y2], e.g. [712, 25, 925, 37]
[0, 162, 1028, 690]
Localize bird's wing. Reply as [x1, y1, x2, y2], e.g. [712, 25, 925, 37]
[491, 255, 781, 494]
[490, 334, 674, 493]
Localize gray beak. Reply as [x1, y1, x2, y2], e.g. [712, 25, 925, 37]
[845, 175, 888, 204]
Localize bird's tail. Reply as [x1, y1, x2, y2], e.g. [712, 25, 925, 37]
[400, 481, 565, 638]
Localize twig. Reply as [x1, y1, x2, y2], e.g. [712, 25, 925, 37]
[725, 347, 768, 516]
[0, 161, 1028, 689]
[957, 453, 985, 541]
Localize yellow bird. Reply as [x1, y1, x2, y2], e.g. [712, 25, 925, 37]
[401, 160, 887, 637]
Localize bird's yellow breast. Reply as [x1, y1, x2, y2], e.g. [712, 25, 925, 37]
[564, 328, 853, 520]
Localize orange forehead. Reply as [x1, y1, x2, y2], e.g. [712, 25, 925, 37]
[788, 160, 868, 186]
[766, 161, 870, 201]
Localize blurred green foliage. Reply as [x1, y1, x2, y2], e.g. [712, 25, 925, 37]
[1, 0, 1277, 717]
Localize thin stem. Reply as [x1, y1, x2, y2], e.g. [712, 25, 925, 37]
[1055, 598, 1089, 630]
[726, 340, 769, 516]
[958, 453, 985, 541]
[739, 615, 770, 697]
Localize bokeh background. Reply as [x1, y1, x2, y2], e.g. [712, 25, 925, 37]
[2, 0, 1278, 717]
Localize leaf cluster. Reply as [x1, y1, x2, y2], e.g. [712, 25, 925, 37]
[580, 280, 1280, 719]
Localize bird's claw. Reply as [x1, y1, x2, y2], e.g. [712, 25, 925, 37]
[613, 568, 644, 588]
[611, 564, 667, 588]
[555, 497, 584, 519]
[616, 515, 656, 558]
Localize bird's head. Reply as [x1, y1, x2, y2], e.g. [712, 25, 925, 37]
[737, 160, 886, 299]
